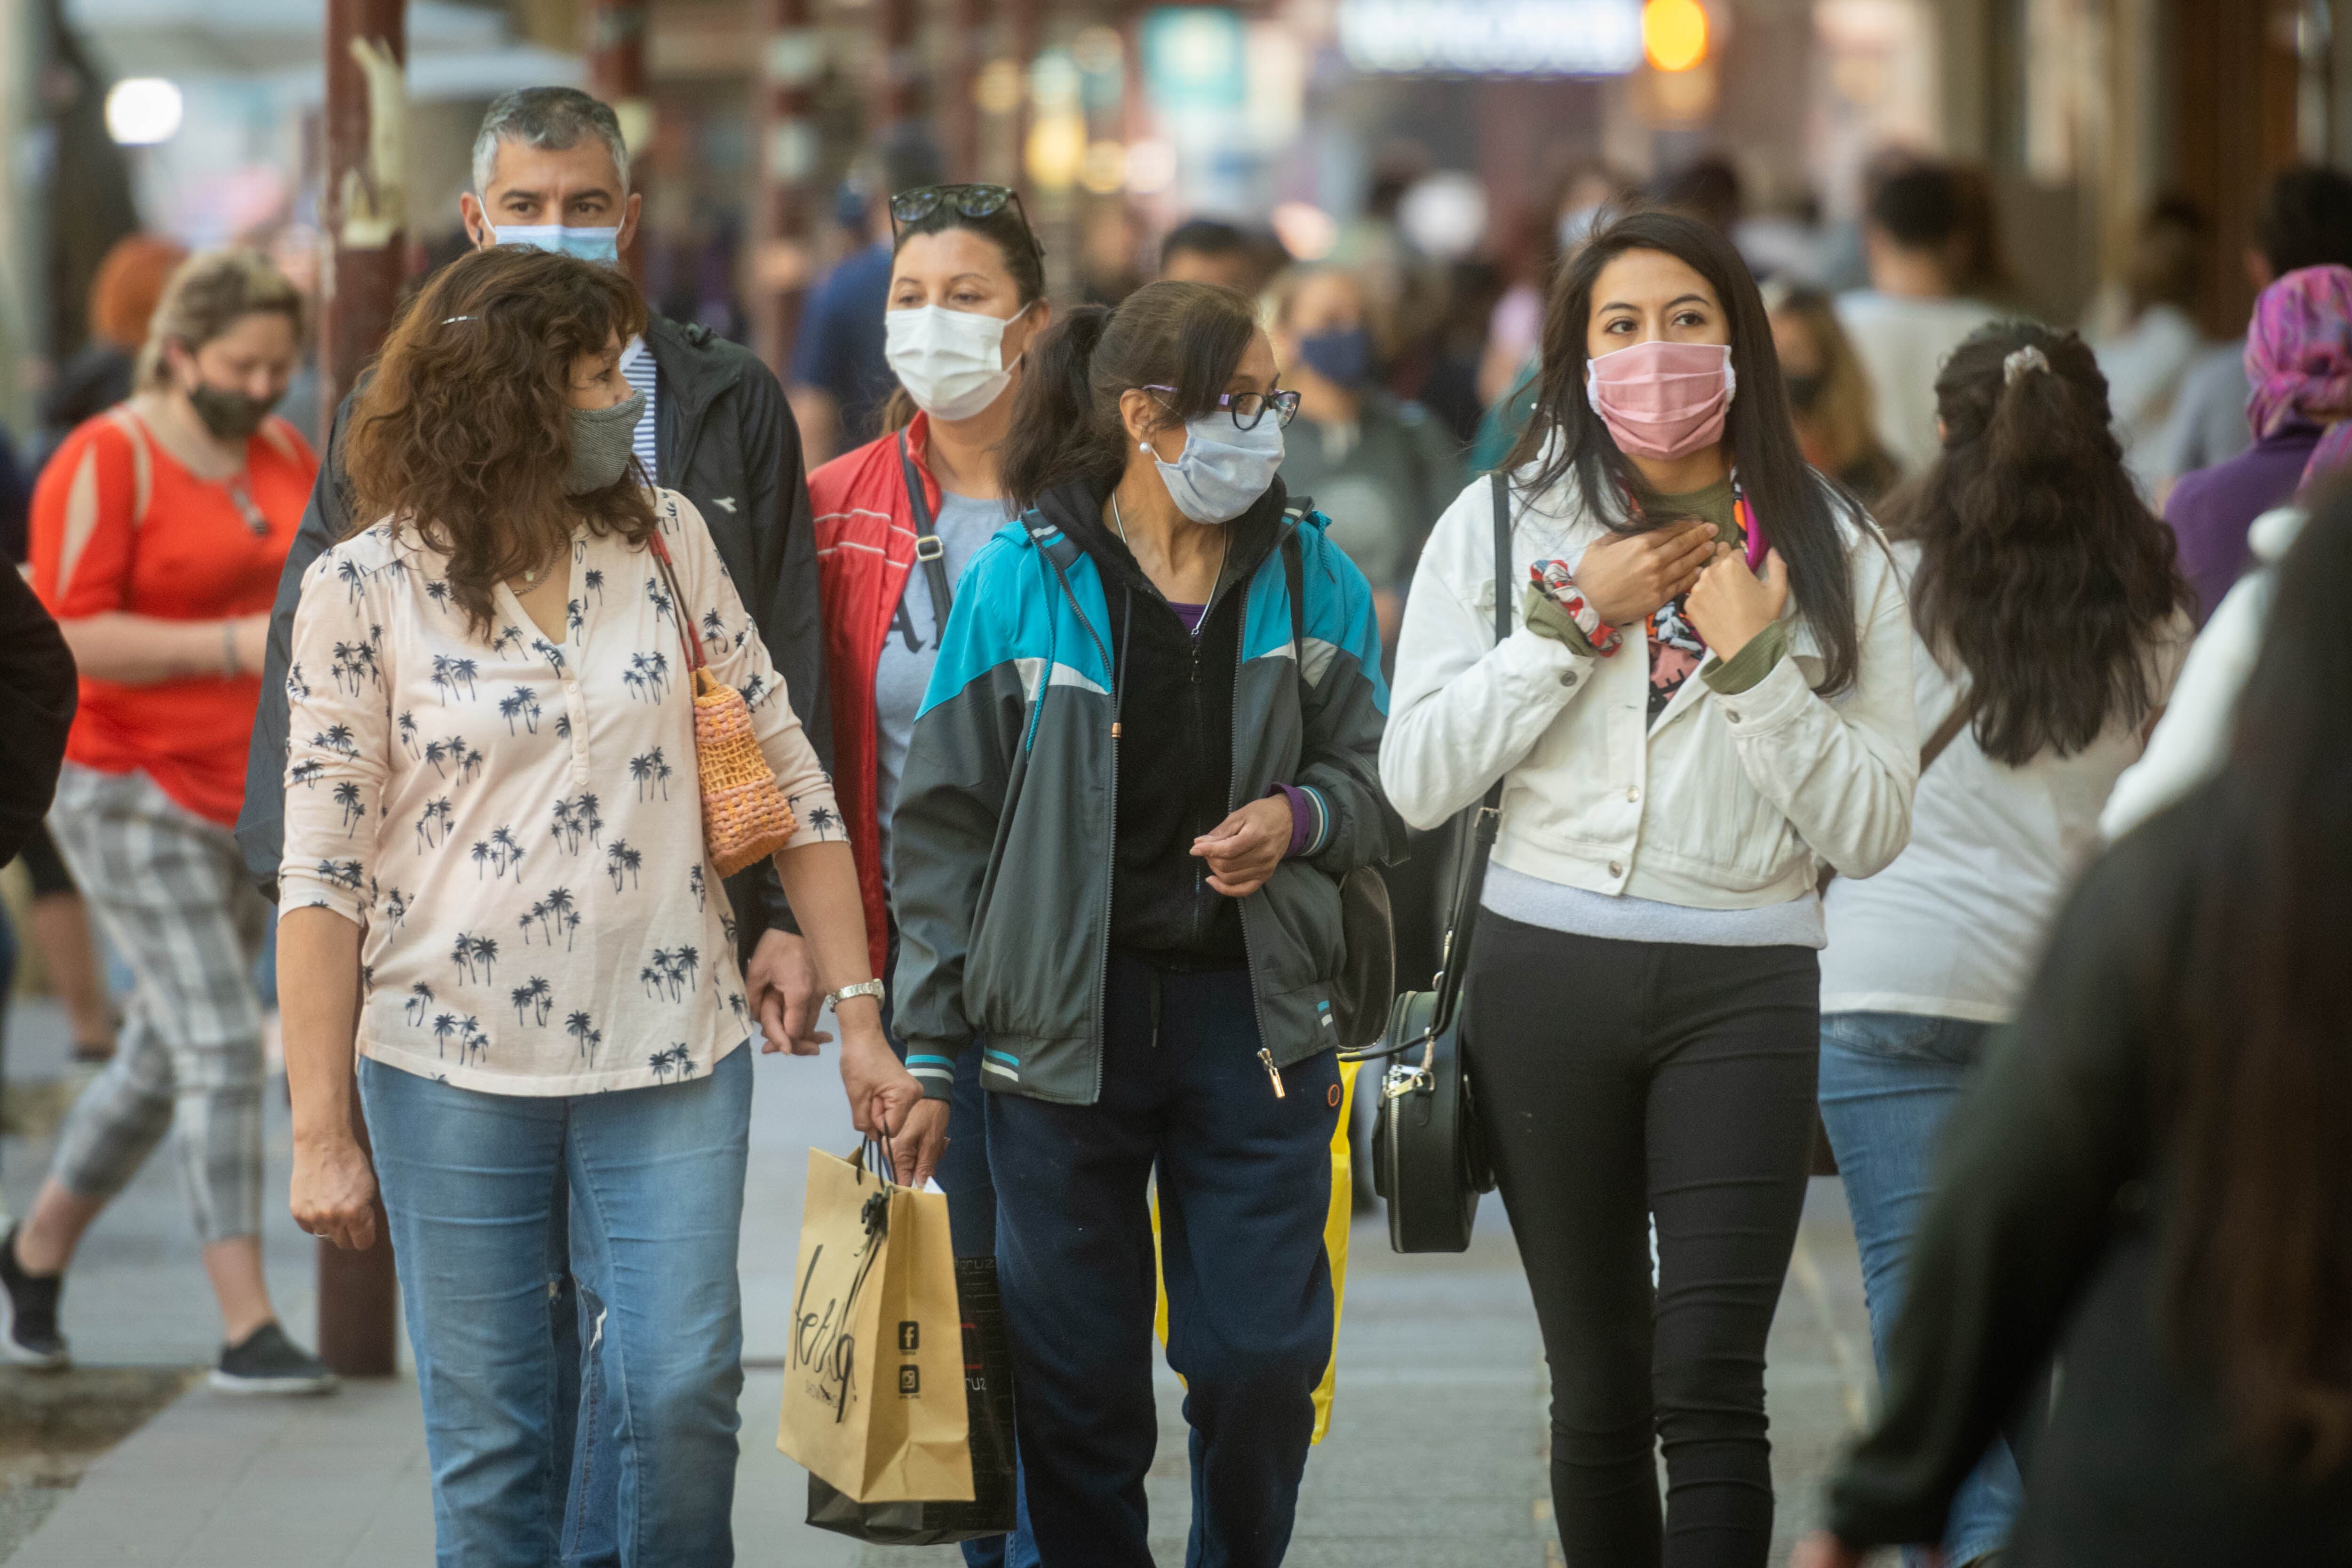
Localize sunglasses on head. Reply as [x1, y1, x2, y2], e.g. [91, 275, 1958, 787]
[888, 184, 1044, 256]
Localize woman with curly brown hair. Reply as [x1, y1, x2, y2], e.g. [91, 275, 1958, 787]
[272, 244, 942, 1562]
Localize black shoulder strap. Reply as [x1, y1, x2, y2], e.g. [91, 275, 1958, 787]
[899, 430, 954, 640]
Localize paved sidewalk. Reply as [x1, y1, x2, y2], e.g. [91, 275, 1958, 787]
[2, 993, 1871, 1565]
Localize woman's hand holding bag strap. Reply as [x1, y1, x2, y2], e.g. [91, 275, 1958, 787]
[1351, 471, 1513, 1255]
[645, 527, 800, 877]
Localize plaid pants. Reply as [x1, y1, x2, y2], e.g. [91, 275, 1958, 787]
[46, 765, 270, 1245]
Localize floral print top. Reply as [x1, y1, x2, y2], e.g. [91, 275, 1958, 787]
[279, 489, 842, 1095]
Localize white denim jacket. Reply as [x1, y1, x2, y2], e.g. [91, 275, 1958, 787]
[1381, 465, 1918, 909]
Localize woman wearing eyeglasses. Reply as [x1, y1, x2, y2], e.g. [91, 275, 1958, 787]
[787, 181, 1052, 1567]
[888, 279, 1399, 1566]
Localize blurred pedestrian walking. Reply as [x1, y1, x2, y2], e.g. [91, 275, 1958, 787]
[787, 130, 946, 466]
[891, 279, 1397, 1568]
[1798, 477, 2352, 1568]
[1266, 263, 1464, 649]
[2155, 166, 2352, 485]
[2165, 263, 2352, 622]
[1816, 321, 2193, 1568]
[1267, 260, 1463, 999]
[2088, 198, 2209, 489]
[1385, 209, 1917, 1568]
[1837, 164, 2003, 475]
[273, 245, 935, 1565]
[1158, 218, 1279, 295]
[803, 179, 1053, 1566]
[3, 249, 329, 1392]
[18, 233, 187, 1064]
[1765, 281, 1902, 504]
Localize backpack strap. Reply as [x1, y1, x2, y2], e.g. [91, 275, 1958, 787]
[898, 430, 954, 639]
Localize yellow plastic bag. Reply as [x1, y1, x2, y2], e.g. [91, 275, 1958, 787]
[1153, 1057, 1358, 1444]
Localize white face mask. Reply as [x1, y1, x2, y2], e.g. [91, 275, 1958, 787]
[885, 301, 1032, 422]
[1151, 413, 1286, 525]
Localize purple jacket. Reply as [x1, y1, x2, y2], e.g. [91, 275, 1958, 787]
[2164, 425, 2320, 625]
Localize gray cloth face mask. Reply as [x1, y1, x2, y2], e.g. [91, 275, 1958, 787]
[565, 390, 646, 494]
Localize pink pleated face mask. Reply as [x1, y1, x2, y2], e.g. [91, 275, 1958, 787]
[1584, 340, 1736, 461]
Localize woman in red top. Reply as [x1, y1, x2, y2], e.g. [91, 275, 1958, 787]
[0, 249, 332, 1392]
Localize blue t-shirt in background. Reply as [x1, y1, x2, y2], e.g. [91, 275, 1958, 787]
[788, 241, 896, 448]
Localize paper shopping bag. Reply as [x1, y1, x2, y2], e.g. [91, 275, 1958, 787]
[778, 1146, 974, 1504]
[806, 1254, 1018, 1543]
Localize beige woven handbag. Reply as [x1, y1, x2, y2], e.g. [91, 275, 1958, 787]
[647, 529, 799, 877]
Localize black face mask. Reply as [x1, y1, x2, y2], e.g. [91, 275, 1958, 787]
[186, 382, 274, 442]
[1783, 372, 1828, 414]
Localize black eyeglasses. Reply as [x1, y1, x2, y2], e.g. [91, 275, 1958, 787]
[889, 184, 1042, 255]
[1145, 385, 1303, 431]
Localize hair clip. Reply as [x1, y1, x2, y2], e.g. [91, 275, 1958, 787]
[441, 315, 477, 325]
[2002, 345, 2049, 385]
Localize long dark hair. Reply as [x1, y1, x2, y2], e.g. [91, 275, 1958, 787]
[878, 191, 1048, 435]
[2165, 481, 2352, 1478]
[345, 246, 655, 639]
[998, 279, 1257, 509]
[1888, 322, 2188, 765]
[1505, 209, 1861, 695]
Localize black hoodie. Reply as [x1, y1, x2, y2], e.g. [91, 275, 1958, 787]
[1033, 475, 1294, 965]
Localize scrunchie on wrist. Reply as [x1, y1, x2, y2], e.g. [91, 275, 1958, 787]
[1529, 560, 1622, 656]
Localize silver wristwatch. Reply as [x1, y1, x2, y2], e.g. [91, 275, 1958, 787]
[826, 979, 886, 1011]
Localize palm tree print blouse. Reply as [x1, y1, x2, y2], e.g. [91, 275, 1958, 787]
[279, 489, 842, 1094]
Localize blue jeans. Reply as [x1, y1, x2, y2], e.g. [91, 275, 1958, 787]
[1818, 1012, 2021, 1568]
[361, 1046, 751, 1568]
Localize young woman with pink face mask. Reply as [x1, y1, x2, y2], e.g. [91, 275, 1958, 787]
[1382, 209, 1919, 1568]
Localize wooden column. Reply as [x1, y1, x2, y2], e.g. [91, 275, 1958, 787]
[751, 0, 819, 375]
[2171, 0, 2303, 336]
[316, 0, 406, 1379]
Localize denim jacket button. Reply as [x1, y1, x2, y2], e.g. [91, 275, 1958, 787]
[1608, 860, 1623, 877]
[1559, 671, 1578, 688]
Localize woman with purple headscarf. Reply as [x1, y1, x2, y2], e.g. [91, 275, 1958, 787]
[2163, 264, 2352, 622]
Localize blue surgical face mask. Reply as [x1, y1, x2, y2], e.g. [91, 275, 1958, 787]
[1150, 413, 1286, 525]
[1297, 327, 1373, 389]
[491, 223, 623, 268]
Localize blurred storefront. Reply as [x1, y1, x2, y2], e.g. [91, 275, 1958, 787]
[1, 0, 2347, 423]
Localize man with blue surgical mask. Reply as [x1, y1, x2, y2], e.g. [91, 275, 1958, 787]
[235, 91, 833, 1558]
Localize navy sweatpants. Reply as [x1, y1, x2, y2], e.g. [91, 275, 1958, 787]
[987, 951, 1341, 1568]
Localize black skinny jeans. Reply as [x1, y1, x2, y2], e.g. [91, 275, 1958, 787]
[1464, 913, 1820, 1568]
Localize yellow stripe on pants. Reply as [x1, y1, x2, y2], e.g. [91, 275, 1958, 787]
[1151, 1056, 1358, 1444]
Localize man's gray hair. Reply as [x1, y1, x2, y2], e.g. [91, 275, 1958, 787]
[472, 88, 631, 197]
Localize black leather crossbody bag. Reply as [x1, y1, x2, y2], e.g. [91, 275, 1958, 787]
[1345, 471, 1512, 1253]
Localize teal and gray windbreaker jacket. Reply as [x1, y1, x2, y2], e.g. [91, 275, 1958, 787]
[890, 489, 1398, 1106]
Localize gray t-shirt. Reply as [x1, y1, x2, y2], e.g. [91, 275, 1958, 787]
[875, 488, 1010, 891]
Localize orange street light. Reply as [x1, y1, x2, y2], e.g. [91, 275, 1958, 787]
[1643, 0, 1708, 72]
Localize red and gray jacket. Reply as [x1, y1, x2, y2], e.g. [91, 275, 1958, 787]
[807, 412, 942, 982]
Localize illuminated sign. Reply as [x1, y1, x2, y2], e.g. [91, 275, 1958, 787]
[1336, 0, 1645, 77]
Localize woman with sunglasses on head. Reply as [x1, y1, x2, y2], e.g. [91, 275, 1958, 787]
[794, 180, 1051, 1567]
[271, 245, 935, 1562]
[1383, 208, 1918, 1567]
[889, 279, 1398, 1567]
